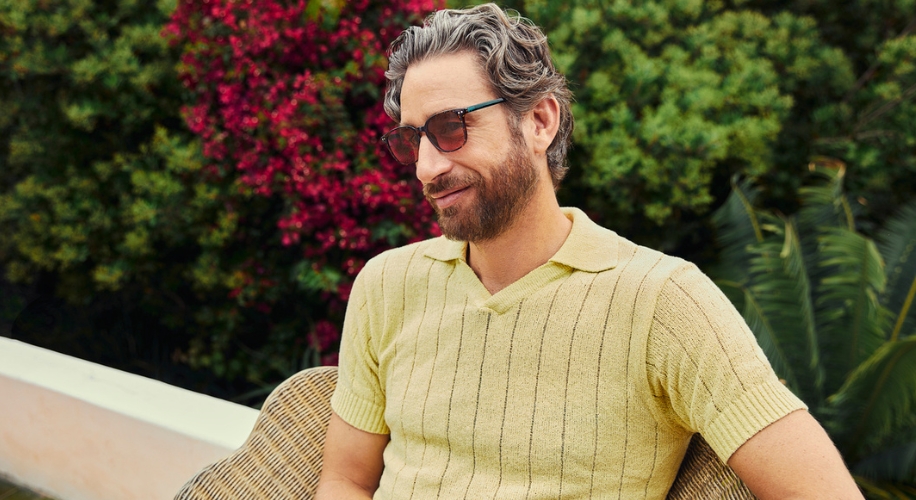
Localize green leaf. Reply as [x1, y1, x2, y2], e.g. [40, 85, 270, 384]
[293, 260, 343, 293]
[797, 163, 855, 234]
[741, 288, 802, 391]
[853, 439, 916, 484]
[877, 201, 916, 342]
[743, 218, 824, 405]
[711, 176, 763, 266]
[829, 338, 916, 459]
[817, 226, 891, 389]
[853, 474, 916, 500]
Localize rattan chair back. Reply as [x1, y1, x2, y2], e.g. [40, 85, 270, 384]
[175, 366, 337, 499]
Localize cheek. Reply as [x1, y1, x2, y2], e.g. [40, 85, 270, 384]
[466, 134, 512, 164]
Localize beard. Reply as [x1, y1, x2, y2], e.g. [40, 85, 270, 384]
[423, 138, 539, 243]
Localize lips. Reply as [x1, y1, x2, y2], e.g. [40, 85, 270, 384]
[430, 185, 470, 209]
[423, 172, 480, 211]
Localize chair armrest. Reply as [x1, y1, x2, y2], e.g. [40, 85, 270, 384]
[667, 434, 757, 499]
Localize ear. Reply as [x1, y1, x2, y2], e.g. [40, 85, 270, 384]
[525, 95, 561, 157]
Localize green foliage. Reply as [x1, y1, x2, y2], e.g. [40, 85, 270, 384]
[878, 202, 916, 343]
[745, 215, 824, 402]
[830, 339, 916, 460]
[747, 1, 916, 221]
[814, 52, 915, 227]
[712, 168, 916, 494]
[0, 0, 279, 396]
[451, 0, 915, 258]
[1, 0, 195, 287]
[1, 0, 440, 401]
[489, 0, 852, 252]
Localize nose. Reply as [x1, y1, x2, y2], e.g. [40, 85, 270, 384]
[414, 135, 453, 185]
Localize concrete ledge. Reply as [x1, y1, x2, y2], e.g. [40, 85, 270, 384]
[0, 337, 259, 500]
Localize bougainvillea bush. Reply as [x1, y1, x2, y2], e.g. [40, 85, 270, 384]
[164, 0, 439, 376]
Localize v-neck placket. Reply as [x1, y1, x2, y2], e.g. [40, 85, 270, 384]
[422, 207, 620, 315]
[452, 257, 573, 314]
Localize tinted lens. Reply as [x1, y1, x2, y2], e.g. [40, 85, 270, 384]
[385, 127, 420, 164]
[427, 110, 466, 152]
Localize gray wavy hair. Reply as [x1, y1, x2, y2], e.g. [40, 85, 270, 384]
[383, 3, 573, 187]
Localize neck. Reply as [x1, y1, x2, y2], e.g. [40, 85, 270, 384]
[466, 182, 572, 295]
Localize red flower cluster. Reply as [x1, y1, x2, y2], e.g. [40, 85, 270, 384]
[166, 0, 441, 363]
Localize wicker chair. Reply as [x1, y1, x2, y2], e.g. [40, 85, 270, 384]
[175, 366, 756, 499]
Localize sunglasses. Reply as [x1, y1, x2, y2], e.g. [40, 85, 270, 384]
[381, 98, 506, 165]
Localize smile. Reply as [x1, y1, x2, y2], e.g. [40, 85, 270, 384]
[431, 186, 470, 209]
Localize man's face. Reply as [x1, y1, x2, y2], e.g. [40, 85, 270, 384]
[423, 127, 538, 242]
[399, 52, 541, 242]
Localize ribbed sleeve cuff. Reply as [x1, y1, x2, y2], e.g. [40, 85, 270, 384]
[704, 381, 807, 462]
[330, 386, 390, 435]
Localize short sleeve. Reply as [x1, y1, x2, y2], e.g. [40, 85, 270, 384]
[646, 263, 806, 461]
[330, 257, 390, 435]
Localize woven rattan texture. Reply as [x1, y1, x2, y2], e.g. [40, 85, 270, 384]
[176, 365, 754, 499]
[175, 366, 338, 500]
[667, 434, 757, 499]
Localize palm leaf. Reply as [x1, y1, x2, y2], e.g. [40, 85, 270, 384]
[853, 439, 916, 484]
[816, 226, 891, 394]
[781, 219, 822, 377]
[709, 176, 764, 292]
[796, 166, 858, 304]
[877, 201, 916, 342]
[828, 338, 916, 460]
[797, 163, 856, 234]
[741, 288, 802, 392]
[743, 218, 824, 406]
[854, 475, 916, 500]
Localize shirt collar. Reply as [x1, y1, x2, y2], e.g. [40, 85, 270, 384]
[423, 207, 618, 272]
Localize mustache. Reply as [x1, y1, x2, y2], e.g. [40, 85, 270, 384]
[423, 172, 481, 197]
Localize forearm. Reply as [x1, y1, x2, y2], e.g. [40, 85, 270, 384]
[317, 412, 387, 500]
[315, 476, 375, 500]
[729, 410, 863, 500]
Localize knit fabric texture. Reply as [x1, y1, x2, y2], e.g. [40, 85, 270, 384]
[331, 207, 805, 499]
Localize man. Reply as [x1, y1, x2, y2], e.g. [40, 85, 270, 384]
[317, 4, 862, 499]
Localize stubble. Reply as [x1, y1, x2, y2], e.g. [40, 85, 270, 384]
[423, 137, 539, 243]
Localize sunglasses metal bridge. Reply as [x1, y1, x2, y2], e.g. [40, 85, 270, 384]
[381, 98, 506, 165]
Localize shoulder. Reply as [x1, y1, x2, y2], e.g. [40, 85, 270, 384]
[600, 228, 712, 300]
[656, 261, 731, 312]
[352, 237, 454, 298]
[648, 254, 761, 364]
[613, 235, 694, 292]
[358, 237, 445, 277]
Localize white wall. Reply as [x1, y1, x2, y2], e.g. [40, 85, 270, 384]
[0, 337, 259, 500]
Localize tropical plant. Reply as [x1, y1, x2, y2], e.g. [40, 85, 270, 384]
[712, 164, 916, 497]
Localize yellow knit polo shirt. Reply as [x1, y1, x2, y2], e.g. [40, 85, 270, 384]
[332, 207, 805, 499]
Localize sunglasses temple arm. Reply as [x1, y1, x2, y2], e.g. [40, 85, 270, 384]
[465, 98, 506, 113]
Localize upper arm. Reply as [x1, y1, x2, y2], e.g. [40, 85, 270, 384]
[650, 269, 860, 497]
[727, 409, 863, 500]
[648, 265, 805, 440]
[316, 412, 389, 499]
